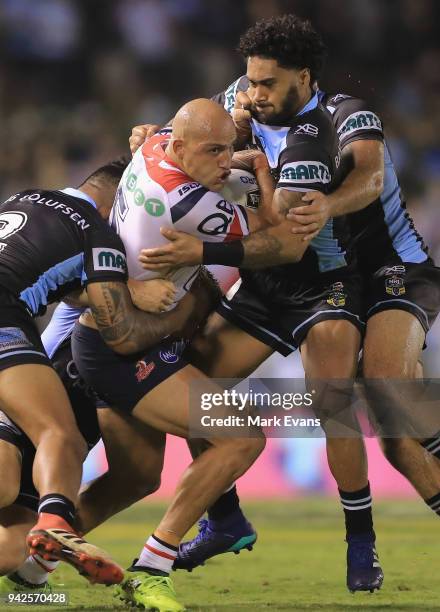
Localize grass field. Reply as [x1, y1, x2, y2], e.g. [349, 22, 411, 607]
[6, 498, 440, 611]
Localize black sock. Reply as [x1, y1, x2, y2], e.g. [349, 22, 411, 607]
[425, 492, 440, 516]
[421, 435, 440, 460]
[38, 494, 75, 526]
[339, 483, 374, 537]
[207, 486, 242, 521]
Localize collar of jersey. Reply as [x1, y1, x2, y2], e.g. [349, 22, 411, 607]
[61, 187, 97, 208]
[297, 92, 319, 116]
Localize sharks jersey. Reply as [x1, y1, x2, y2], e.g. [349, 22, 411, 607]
[110, 131, 249, 305]
[318, 91, 429, 273]
[215, 77, 430, 274]
[0, 188, 127, 316]
[214, 79, 351, 279]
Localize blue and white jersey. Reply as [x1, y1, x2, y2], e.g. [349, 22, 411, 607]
[214, 77, 352, 278]
[0, 187, 127, 316]
[318, 90, 429, 273]
[41, 301, 84, 359]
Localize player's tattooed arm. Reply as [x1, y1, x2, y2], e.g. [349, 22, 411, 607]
[64, 279, 176, 313]
[138, 189, 308, 270]
[86, 281, 195, 355]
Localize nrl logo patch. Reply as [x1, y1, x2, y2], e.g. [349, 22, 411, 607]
[326, 282, 346, 307]
[385, 275, 406, 296]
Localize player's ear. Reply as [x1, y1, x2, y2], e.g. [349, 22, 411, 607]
[299, 68, 310, 88]
[172, 138, 185, 160]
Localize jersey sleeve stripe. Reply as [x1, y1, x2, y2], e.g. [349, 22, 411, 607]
[224, 209, 245, 242]
[170, 187, 208, 223]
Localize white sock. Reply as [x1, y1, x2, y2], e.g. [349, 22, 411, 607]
[135, 534, 177, 575]
[16, 555, 59, 586]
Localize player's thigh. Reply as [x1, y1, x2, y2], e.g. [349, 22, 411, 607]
[132, 364, 226, 437]
[301, 319, 362, 378]
[0, 440, 21, 508]
[189, 312, 273, 378]
[132, 365, 265, 463]
[363, 310, 425, 378]
[0, 364, 83, 447]
[0, 505, 35, 574]
[97, 407, 165, 486]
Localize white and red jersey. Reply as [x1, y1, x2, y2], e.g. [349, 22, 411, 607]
[109, 132, 249, 304]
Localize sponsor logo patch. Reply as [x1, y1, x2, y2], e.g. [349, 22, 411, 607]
[331, 94, 352, 103]
[126, 173, 137, 192]
[133, 189, 145, 206]
[0, 211, 28, 241]
[92, 248, 127, 273]
[246, 191, 260, 210]
[145, 198, 165, 217]
[224, 78, 241, 113]
[326, 282, 346, 307]
[0, 327, 33, 353]
[280, 161, 331, 184]
[384, 265, 406, 276]
[338, 111, 382, 140]
[159, 349, 179, 364]
[385, 275, 406, 296]
[294, 123, 319, 137]
[135, 360, 156, 382]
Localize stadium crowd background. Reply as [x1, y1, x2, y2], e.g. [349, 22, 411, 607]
[0, 0, 439, 494]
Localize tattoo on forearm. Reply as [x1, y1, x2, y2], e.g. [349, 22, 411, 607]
[90, 284, 134, 345]
[242, 230, 283, 268]
[89, 281, 183, 354]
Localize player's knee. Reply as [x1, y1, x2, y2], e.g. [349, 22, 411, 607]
[228, 435, 266, 466]
[379, 437, 405, 466]
[130, 475, 161, 499]
[0, 482, 20, 510]
[107, 465, 162, 501]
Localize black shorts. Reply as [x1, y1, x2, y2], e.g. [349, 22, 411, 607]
[0, 338, 101, 512]
[217, 270, 365, 357]
[0, 288, 51, 372]
[0, 412, 37, 511]
[71, 322, 188, 414]
[365, 261, 440, 335]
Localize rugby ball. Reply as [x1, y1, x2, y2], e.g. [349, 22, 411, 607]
[220, 169, 260, 210]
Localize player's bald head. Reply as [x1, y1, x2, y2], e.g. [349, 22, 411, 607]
[172, 98, 235, 143]
[167, 98, 236, 191]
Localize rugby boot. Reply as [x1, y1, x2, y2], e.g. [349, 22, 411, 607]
[173, 517, 257, 571]
[0, 573, 52, 596]
[27, 515, 123, 585]
[346, 532, 384, 593]
[115, 566, 186, 611]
